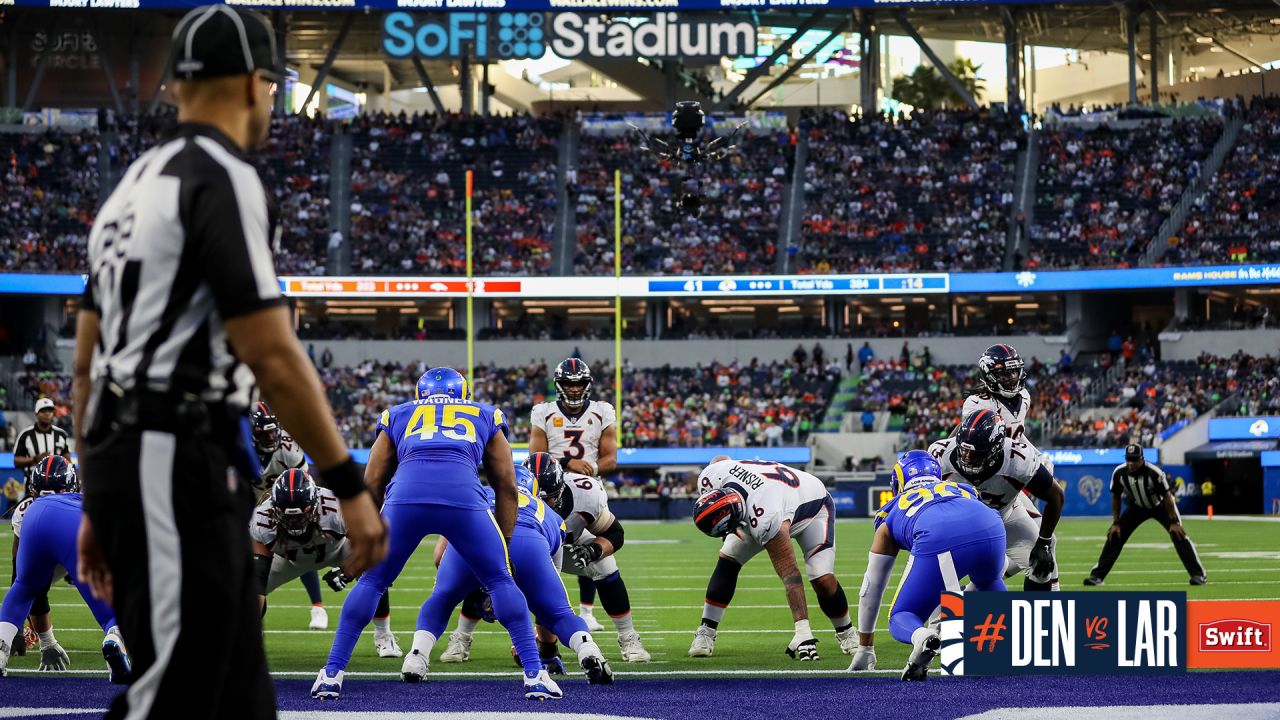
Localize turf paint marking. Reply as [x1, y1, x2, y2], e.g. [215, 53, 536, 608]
[954, 704, 1280, 720]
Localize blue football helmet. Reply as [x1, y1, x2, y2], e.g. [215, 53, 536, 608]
[514, 463, 538, 496]
[417, 367, 470, 401]
[978, 344, 1026, 399]
[29, 455, 77, 496]
[693, 488, 746, 538]
[892, 450, 942, 495]
[954, 409, 1007, 476]
[525, 451, 566, 504]
[270, 469, 320, 538]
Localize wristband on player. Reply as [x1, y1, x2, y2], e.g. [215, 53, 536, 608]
[1038, 535, 1053, 542]
[320, 456, 366, 500]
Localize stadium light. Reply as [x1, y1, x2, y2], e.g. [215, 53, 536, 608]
[1195, 36, 1215, 44]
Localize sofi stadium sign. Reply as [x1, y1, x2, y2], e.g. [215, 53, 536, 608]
[381, 11, 756, 59]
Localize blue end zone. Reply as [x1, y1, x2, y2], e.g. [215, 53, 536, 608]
[3, 672, 1279, 719]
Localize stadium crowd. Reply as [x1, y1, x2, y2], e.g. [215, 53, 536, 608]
[0, 129, 99, 273]
[794, 108, 1021, 274]
[1028, 116, 1221, 268]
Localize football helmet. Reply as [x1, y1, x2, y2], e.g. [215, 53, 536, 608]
[693, 488, 745, 538]
[953, 410, 1007, 477]
[270, 469, 320, 538]
[892, 450, 942, 495]
[417, 367, 469, 401]
[554, 358, 592, 411]
[29, 455, 77, 496]
[978, 344, 1026, 399]
[525, 451, 566, 505]
[251, 401, 282, 455]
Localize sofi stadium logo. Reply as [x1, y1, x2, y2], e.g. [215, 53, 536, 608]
[1199, 619, 1271, 652]
[383, 12, 756, 60]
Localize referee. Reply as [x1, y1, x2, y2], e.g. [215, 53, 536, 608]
[12, 398, 71, 484]
[1084, 444, 1206, 587]
[71, 7, 387, 719]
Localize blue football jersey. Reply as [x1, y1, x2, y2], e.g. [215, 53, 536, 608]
[376, 397, 509, 509]
[874, 480, 1001, 554]
[482, 485, 565, 554]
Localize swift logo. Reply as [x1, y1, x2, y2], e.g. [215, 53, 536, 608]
[1200, 619, 1271, 652]
[969, 613, 1007, 653]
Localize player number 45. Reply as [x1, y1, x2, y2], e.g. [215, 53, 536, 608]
[404, 404, 481, 443]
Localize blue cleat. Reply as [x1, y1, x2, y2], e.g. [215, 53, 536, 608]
[311, 668, 344, 699]
[102, 629, 132, 684]
[523, 669, 564, 701]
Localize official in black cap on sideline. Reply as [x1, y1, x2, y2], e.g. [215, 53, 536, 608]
[71, 6, 387, 719]
[1083, 444, 1206, 587]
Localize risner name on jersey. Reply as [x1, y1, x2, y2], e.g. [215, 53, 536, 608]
[530, 400, 616, 469]
[250, 486, 347, 591]
[697, 459, 837, 579]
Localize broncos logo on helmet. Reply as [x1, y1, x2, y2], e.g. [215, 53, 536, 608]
[953, 409, 1007, 477]
[30, 455, 77, 496]
[978, 344, 1026, 399]
[251, 401, 282, 455]
[270, 469, 320, 539]
[692, 488, 745, 538]
[554, 358, 592, 412]
[525, 451, 566, 505]
[417, 367, 470, 401]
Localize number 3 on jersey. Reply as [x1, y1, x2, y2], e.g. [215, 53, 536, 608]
[562, 429, 585, 459]
[404, 404, 481, 443]
[896, 481, 972, 517]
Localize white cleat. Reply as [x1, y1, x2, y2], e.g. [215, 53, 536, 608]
[400, 649, 429, 683]
[688, 625, 717, 657]
[617, 631, 650, 662]
[0, 639, 10, 677]
[901, 630, 940, 682]
[523, 669, 564, 701]
[309, 606, 329, 631]
[311, 668, 344, 699]
[836, 627, 858, 655]
[102, 628, 132, 684]
[582, 612, 605, 633]
[440, 631, 472, 662]
[374, 631, 403, 658]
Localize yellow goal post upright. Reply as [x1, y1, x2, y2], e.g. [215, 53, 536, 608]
[614, 169, 623, 440]
[465, 168, 475, 384]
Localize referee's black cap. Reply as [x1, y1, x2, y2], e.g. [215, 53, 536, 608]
[1125, 443, 1143, 462]
[170, 5, 284, 83]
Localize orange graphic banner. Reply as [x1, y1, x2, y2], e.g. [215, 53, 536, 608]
[1187, 600, 1280, 668]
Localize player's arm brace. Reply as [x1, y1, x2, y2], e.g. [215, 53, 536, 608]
[857, 524, 900, 646]
[252, 540, 274, 610]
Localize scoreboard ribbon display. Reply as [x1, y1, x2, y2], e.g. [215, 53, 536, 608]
[11, 0, 1094, 10]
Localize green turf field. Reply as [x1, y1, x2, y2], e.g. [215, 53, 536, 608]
[3, 516, 1277, 678]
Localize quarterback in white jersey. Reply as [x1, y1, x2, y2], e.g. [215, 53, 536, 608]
[690, 457, 855, 660]
[527, 358, 621, 634]
[928, 409, 1065, 590]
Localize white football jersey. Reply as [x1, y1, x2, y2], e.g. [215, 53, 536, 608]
[698, 460, 830, 545]
[963, 388, 1033, 440]
[530, 400, 616, 467]
[928, 436, 1044, 511]
[257, 431, 309, 492]
[10, 497, 34, 539]
[559, 472, 614, 542]
[249, 486, 347, 564]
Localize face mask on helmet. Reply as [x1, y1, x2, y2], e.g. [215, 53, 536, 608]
[275, 506, 316, 537]
[254, 422, 281, 454]
[557, 379, 590, 409]
[955, 441, 1001, 476]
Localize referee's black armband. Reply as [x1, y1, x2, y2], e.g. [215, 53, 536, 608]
[319, 456, 367, 500]
[253, 553, 273, 595]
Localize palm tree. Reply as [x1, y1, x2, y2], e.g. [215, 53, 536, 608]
[891, 57, 986, 109]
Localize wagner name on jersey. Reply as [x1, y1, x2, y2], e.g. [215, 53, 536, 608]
[530, 400, 616, 467]
[962, 388, 1032, 440]
[697, 460, 831, 546]
[250, 486, 347, 565]
[927, 436, 1050, 511]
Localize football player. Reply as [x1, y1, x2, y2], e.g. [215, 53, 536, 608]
[690, 457, 855, 660]
[528, 358, 617, 633]
[406, 463, 613, 685]
[314, 368, 560, 701]
[928, 410, 1064, 591]
[848, 451, 1007, 680]
[0, 456, 131, 682]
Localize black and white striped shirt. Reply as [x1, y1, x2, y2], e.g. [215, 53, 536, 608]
[12, 424, 71, 481]
[83, 123, 282, 410]
[1110, 461, 1172, 510]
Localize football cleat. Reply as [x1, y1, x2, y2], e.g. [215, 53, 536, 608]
[311, 668, 344, 699]
[785, 638, 820, 662]
[901, 630, 941, 681]
[688, 625, 717, 657]
[1190, 575, 1208, 586]
[581, 654, 614, 685]
[102, 629, 132, 684]
[38, 642, 70, 671]
[440, 631, 472, 662]
[400, 649, 428, 683]
[309, 606, 329, 631]
[1083, 576, 1105, 587]
[836, 627, 858, 655]
[374, 631, 403, 658]
[523, 669, 564, 701]
[617, 631, 650, 662]
[582, 612, 605, 633]
[0, 638, 10, 676]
